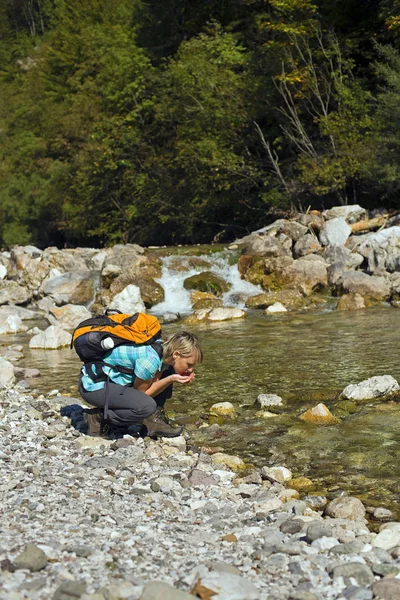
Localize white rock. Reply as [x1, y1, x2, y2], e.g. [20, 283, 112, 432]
[319, 218, 352, 247]
[193, 571, 260, 600]
[256, 394, 283, 409]
[254, 497, 283, 513]
[0, 264, 6, 279]
[372, 529, 400, 550]
[261, 466, 292, 484]
[207, 307, 246, 321]
[29, 325, 71, 349]
[341, 375, 399, 401]
[0, 315, 28, 334]
[108, 284, 145, 314]
[311, 537, 340, 551]
[265, 302, 287, 313]
[0, 357, 15, 386]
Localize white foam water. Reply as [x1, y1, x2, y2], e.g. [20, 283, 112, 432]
[150, 251, 261, 315]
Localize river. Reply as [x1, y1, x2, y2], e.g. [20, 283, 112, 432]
[2, 248, 400, 516]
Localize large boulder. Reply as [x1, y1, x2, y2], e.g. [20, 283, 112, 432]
[42, 247, 95, 272]
[29, 325, 71, 349]
[0, 305, 42, 320]
[319, 217, 352, 247]
[341, 375, 399, 401]
[325, 496, 366, 520]
[183, 272, 231, 297]
[100, 244, 145, 271]
[108, 284, 145, 314]
[41, 271, 98, 305]
[0, 280, 32, 306]
[49, 304, 92, 329]
[357, 226, 400, 274]
[324, 245, 363, 270]
[336, 271, 390, 301]
[245, 289, 308, 310]
[322, 205, 367, 223]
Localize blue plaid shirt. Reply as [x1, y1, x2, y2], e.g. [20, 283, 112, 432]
[81, 344, 162, 392]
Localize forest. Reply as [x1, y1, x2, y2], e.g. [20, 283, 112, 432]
[1, 0, 400, 249]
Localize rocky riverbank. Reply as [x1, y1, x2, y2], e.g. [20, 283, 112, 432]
[1, 385, 400, 600]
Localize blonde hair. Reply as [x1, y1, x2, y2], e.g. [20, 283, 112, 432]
[163, 331, 204, 364]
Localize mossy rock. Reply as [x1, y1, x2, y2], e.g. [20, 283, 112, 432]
[133, 276, 164, 308]
[183, 271, 231, 297]
[191, 291, 222, 310]
[334, 400, 358, 418]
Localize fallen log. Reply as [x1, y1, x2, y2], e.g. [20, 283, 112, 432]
[350, 216, 388, 234]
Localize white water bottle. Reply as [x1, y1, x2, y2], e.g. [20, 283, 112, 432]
[101, 337, 114, 350]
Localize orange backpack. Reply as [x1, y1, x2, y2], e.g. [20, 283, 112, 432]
[71, 311, 162, 382]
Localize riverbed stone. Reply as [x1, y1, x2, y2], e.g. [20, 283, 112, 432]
[207, 307, 246, 321]
[256, 394, 284, 410]
[265, 301, 287, 313]
[49, 304, 92, 329]
[246, 289, 307, 310]
[183, 272, 231, 297]
[0, 357, 15, 386]
[0, 314, 28, 334]
[209, 402, 237, 417]
[341, 375, 399, 401]
[293, 234, 322, 258]
[337, 271, 390, 301]
[29, 325, 71, 349]
[261, 466, 292, 484]
[41, 271, 97, 305]
[372, 528, 400, 550]
[13, 544, 48, 572]
[108, 284, 145, 314]
[211, 453, 245, 471]
[372, 577, 400, 600]
[0, 280, 32, 305]
[299, 403, 338, 425]
[325, 497, 366, 521]
[141, 581, 193, 600]
[330, 563, 374, 586]
[192, 571, 260, 600]
[52, 580, 87, 599]
[306, 521, 333, 542]
[336, 293, 366, 311]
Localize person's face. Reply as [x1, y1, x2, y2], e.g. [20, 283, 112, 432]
[172, 351, 197, 375]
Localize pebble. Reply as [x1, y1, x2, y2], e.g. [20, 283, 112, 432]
[0, 386, 399, 599]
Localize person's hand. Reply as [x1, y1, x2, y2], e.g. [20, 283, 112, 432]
[170, 372, 196, 385]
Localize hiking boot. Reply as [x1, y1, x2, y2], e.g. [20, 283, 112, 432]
[142, 408, 183, 438]
[84, 408, 104, 437]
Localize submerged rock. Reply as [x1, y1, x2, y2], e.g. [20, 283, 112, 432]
[336, 293, 366, 311]
[209, 402, 237, 417]
[341, 375, 399, 401]
[299, 403, 338, 425]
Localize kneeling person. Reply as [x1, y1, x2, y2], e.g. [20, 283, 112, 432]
[79, 331, 203, 438]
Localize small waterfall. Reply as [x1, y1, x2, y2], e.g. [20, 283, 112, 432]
[150, 250, 261, 315]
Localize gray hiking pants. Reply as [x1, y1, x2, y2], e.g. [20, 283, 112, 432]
[79, 378, 157, 429]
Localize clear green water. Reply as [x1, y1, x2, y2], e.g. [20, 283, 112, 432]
[3, 306, 400, 514]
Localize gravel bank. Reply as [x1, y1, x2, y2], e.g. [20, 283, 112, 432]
[1, 386, 400, 600]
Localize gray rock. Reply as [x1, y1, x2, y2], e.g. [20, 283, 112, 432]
[280, 519, 304, 535]
[141, 581, 193, 600]
[338, 271, 390, 300]
[358, 226, 400, 274]
[41, 271, 98, 306]
[0, 280, 32, 306]
[306, 521, 333, 543]
[293, 234, 322, 258]
[193, 571, 260, 600]
[342, 586, 373, 600]
[341, 376, 399, 402]
[325, 496, 366, 521]
[372, 577, 400, 600]
[13, 543, 48, 572]
[330, 540, 365, 555]
[330, 562, 374, 586]
[49, 304, 92, 329]
[53, 580, 87, 599]
[188, 469, 218, 486]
